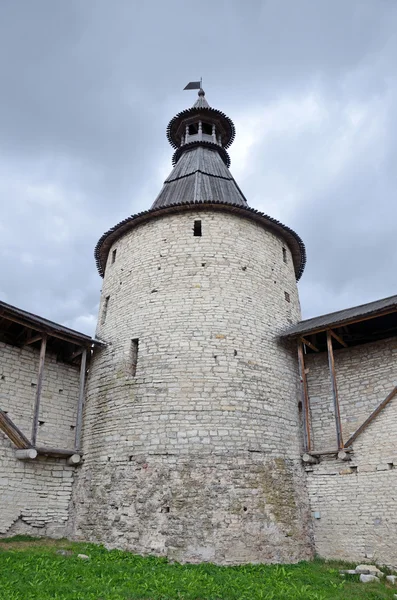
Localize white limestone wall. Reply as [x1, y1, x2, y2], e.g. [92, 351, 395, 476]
[0, 341, 79, 537]
[305, 337, 397, 567]
[73, 209, 313, 564]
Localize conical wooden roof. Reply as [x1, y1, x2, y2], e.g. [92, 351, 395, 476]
[152, 90, 246, 209]
[94, 90, 307, 281]
[152, 145, 248, 209]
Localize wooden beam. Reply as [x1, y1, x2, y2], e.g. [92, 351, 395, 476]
[68, 348, 84, 361]
[0, 410, 32, 449]
[67, 454, 81, 465]
[326, 331, 344, 449]
[15, 448, 37, 460]
[301, 337, 319, 352]
[24, 334, 43, 346]
[344, 384, 397, 448]
[302, 453, 318, 464]
[297, 341, 312, 452]
[31, 335, 47, 446]
[36, 446, 79, 457]
[330, 329, 348, 348]
[74, 348, 87, 451]
[337, 450, 351, 461]
[308, 449, 350, 456]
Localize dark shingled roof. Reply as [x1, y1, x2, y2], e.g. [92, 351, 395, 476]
[151, 144, 248, 209]
[167, 91, 236, 150]
[281, 293, 397, 338]
[0, 299, 101, 346]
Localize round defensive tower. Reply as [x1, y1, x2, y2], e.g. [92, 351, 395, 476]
[72, 89, 313, 563]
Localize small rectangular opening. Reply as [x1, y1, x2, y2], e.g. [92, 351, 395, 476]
[111, 249, 117, 264]
[284, 291, 291, 303]
[282, 247, 287, 263]
[101, 296, 110, 324]
[131, 338, 139, 377]
[193, 220, 202, 237]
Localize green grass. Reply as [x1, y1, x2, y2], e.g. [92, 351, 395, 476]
[0, 538, 395, 600]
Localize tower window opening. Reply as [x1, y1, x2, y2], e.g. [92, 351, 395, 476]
[101, 296, 110, 324]
[284, 291, 291, 303]
[193, 220, 202, 237]
[112, 249, 117, 264]
[202, 122, 212, 135]
[188, 123, 199, 135]
[282, 247, 287, 263]
[131, 338, 139, 377]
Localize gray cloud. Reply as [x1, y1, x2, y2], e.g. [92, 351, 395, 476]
[1, 0, 396, 333]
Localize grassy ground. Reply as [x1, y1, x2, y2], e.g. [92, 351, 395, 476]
[0, 537, 395, 600]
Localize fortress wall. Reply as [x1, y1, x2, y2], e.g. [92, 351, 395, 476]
[305, 337, 397, 567]
[72, 209, 313, 564]
[0, 341, 79, 537]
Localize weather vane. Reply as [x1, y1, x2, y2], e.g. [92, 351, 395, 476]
[183, 78, 203, 91]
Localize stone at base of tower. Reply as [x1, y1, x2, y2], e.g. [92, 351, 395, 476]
[72, 453, 313, 564]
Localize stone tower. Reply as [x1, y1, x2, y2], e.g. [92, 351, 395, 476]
[72, 89, 313, 564]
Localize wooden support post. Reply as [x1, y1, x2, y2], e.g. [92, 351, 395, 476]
[74, 348, 87, 451]
[326, 330, 343, 449]
[297, 340, 311, 452]
[31, 335, 47, 446]
[344, 384, 397, 448]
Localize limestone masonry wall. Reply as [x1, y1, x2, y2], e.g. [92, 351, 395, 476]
[305, 337, 397, 567]
[0, 341, 79, 537]
[72, 209, 313, 564]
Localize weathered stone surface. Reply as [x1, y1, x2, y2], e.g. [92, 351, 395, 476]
[71, 210, 313, 564]
[360, 574, 380, 583]
[77, 554, 90, 560]
[356, 564, 384, 576]
[386, 575, 397, 584]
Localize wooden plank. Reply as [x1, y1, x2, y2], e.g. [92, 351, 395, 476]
[74, 348, 87, 451]
[326, 331, 344, 449]
[31, 335, 47, 446]
[297, 341, 311, 452]
[330, 329, 348, 348]
[301, 337, 319, 352]
[344, 385, 397, 448]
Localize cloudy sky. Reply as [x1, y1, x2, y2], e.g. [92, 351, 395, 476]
[1, 0, 396, 335]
